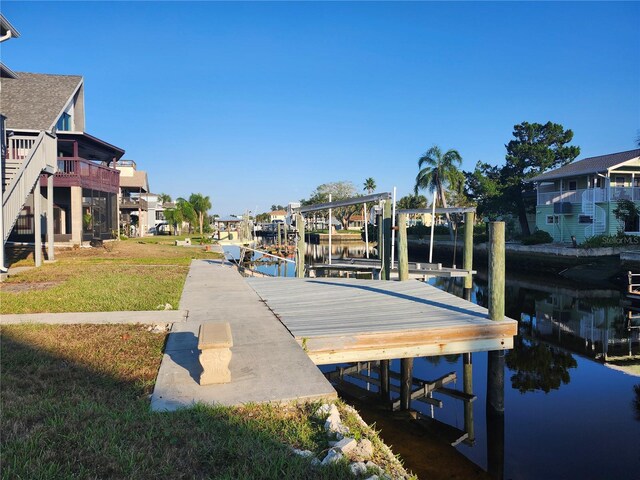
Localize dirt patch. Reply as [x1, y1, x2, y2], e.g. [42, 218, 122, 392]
[1, 282, 61, 293]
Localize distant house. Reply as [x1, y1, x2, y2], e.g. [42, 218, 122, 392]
[116, 160, 160, 236]
[269, 210, 287, 222]
[529, 148, 640, 243]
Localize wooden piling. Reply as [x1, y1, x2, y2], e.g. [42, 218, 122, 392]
[377, 211, 384, 275]
[463, 211, 474, 289]
[397, 213, 409, 281]
[400, 357, 413, 411]
[488, 221, 505, 321]
[380, 359, 390, 402]
[296, 214, 305, 278]
[382, 200, 392, 281]
[463, 352, 475, 443]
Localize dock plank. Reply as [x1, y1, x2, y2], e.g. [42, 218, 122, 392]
[246, 277, 517, 365]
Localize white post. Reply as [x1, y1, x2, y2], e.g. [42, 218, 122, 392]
[47, 174, 55, 261]
[390, 186, 397, 266]
[363, 202, 369, 259]
[34, 186, 42, 267]
[429, 192, 436, 263]
[328, 193, 332, 265]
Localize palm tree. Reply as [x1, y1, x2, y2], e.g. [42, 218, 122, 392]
[158, 193, 172, 205]
[414, 145, 463, 239]
[363, 178, 376, 194]
[176, 197, 197, 234]
[189, 193, 212, 241]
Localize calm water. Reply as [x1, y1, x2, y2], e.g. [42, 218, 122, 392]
[227, 241, 640, 479]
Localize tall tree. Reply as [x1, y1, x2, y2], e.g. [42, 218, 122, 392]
[301, 181, 360, 230]
[189, 193, 212, 240]
[414, 145, 463, 239]
[465, 121, 580, 235]
[503, 122, 580, 235]
[363, 178, 376, 194]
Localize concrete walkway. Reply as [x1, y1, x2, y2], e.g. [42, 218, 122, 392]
[150, 259, 336, 411]
[1, 310, 187, 325]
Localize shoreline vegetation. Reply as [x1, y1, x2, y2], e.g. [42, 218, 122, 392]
[0, 240, 414, 479]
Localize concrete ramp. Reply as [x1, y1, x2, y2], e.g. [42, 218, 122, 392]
[151, 260, 335, 411]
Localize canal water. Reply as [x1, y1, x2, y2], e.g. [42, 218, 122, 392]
[226, 241, 640, 479]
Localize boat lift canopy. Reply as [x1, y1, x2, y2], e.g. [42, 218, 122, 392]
[295, 192, 392, 214]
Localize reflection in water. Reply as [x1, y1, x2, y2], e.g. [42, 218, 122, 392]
[235, 241, 640, 478]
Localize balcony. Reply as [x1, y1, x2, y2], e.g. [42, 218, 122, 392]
[120, 196, 148, 209]
[41, 157, 120, 193]
[537, 187, 640, 205]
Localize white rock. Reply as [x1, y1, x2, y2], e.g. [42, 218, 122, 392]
[311, 458, 321, 466]
[334, 437, 357, 455]
[351, 438, 374, 461]
[350, 461, 367, 476]
[292, 448, 314, 457]
[315, 403, 331, 417]
[364, 476, 379, 480]
[328, 440, 338, 447]
[321, 449, 343, 466]
[164, 303, 173, 310]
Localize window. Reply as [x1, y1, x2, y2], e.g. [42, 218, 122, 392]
[568, 180, 577, 191]
[616, 176, 626, 187]
[56, 112, 71, 131]
[546, 215, 559, 225]
[578, 215, 593, 224]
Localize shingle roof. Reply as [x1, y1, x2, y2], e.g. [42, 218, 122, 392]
[0, 72, 82, 130]
[529, 149, 640, 182]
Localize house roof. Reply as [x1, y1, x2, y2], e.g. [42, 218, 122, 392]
[0, 72, 82, 130]
[270, 210, 287, 215]
[119, 170, 149, 192]
[0, 14, 20, 38]
[529, 149, 640, 183]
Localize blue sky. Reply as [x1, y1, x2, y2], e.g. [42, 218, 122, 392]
[3, 1, 639, 214]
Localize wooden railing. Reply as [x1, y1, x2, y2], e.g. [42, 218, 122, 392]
[3, 132, 57, 243]
[53, 157, 120, 192]
[536, 187, 639, 205]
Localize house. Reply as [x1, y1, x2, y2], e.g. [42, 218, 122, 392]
[116, 159, 160, 236]
[1, 71, 125, 253]
[529, 148, 640, 243]
[269, 210, 287, 223]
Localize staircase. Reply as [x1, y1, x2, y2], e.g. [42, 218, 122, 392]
[581, 190, 606, 238]
[2, 131, 57, 243]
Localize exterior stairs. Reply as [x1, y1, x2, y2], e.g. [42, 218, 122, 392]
[2, 131, 57, 243]
[581, 190, 606, 238]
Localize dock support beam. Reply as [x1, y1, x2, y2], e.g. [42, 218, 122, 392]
[463, 211, 474, 289]
[463, 352, 475, 444]
[380, 359, 390, 402]
[488, 221, 505, 322]
[382, 200, 392, 280]
[400, 357, 413, 411]
[296, 214, 305, 278]
[397, 213, 408, 281]
[487, 221, 505, 479]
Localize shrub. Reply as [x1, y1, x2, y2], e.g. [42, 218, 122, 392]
[521, 230, 553, 245]
[581, 233, 640, 248]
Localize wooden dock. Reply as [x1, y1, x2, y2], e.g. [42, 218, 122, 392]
[246, 277, 517, 365]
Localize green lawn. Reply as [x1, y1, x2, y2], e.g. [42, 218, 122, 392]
[0, 324, 392, 479]
[0, 239, 222, 314]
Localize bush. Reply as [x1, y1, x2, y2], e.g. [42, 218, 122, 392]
[580, 233, 640, 249]
[521, 230, 553, 245]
